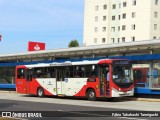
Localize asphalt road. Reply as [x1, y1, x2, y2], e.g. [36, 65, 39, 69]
[0, 93, 160, 120]
[0, 99, 157, 120]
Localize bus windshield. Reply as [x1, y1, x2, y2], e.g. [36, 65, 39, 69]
[112, 65, 133, 87]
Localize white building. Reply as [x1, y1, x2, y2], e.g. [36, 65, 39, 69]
[83, 0, 160, 46]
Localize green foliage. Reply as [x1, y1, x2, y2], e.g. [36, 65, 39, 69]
[68, 39, 79, 48]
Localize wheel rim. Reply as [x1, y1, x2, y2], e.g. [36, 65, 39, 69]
[38, 89, 43, 96]
[89, 91, 95, 98]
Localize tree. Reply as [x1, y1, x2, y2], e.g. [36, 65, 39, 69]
[68, 39, 79, 48]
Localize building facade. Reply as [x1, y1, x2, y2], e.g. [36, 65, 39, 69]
[83, 0, 160, 46]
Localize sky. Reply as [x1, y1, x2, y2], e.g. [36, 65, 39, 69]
[0, 0, 84, 54]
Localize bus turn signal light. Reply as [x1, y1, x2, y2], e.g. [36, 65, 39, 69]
[95, 85, 99, 89]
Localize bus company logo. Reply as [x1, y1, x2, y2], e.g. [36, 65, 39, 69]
[34, 44, 40, 51]
[2, 112, 11, 117]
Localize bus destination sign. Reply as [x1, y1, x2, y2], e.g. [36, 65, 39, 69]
[113, 60, 130, 65]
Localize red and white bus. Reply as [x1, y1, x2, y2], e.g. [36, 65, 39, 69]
[16, 59, 134, 101]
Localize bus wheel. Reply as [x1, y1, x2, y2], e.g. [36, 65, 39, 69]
[87, 89, 96, 101]
[37, 87, 44, 97]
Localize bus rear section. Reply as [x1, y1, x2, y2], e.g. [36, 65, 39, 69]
[16, 66, 27, 94]
[16, 65, 57, 96]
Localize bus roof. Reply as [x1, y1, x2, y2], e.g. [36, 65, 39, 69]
[23, 59, 108, 68]
[19, 59, 128, 68]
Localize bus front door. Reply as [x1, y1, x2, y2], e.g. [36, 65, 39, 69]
[56, 68, 65, 95]
[99, 65, 109, 96]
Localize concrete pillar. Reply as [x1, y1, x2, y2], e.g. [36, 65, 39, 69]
[150, 49, 153, 54]
[92, 54, 95, 58]
[149, 49, 153, 88]
[149, 61, 153, 88]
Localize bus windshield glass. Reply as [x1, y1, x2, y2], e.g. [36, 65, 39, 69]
[112, 61, 133, 87]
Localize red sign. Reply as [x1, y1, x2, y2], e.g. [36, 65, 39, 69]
[28, 41, 45, 51]
[0, 35, 2, 41]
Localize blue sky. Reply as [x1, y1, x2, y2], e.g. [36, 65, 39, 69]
[0, 0, 84, 54]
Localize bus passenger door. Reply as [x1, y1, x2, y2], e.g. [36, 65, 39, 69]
[56, 68, 65, 95]
[26, 69, 33, 94]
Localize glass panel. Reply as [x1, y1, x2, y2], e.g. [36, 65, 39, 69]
[112, 65, 133, 88]
[0, 67, 15, 84]
[17, 68, 26, 79]
[33, 67, 55, 78]
[152, 63, 160, 89]
[133, 64, 150, 88]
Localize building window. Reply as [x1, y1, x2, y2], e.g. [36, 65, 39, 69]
[122, 13, 126, 19]
[94, 38, 97, 44]
[111, 38, 115, 43]
[103, 16, 107, 21]
[95, 16, 98, 22]
[122, 37, 125, 42]
[118, 38, 120, 43]
[112, 16, 116, 20]
[111, 27, 115, 32]
[103, 4, 107, 9]
[153, 36, 157, 39]
[102, 38, 106, 43]
[154, 12, 158, 18]
[155, 0, 158, 5]
[94, 27, 98, 32]
[123, 2, 127, 7]
[119, 3, 121, 8]
[122, 25, 126, 30]
[132, 12, 136, 18]
[118, 26, 120, 31]
[131, 36, 135, 41]
[95, 5, 99, 11]
[112, 4, 116, 9]
[102, 27, 106, 32]
[119, 15, 121, 20]
[131, 24, 136, 30]
[132, 0, 136, 6]
[154, 24, 157, 30]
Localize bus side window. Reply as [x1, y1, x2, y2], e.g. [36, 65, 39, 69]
[80, 66, 85, 77]
[34, 68, 43, 78]
[86, 65, 92, 78]
[64, 67, 71, 78]
[17, 68, 25, 79]
[43, 67, 52, 78]
[50, 67, 55, 78]
[91, 65, 97, 77]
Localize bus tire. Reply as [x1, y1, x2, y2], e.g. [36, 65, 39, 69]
[37, 87, 44, 97]
[87, 89, 96, 101]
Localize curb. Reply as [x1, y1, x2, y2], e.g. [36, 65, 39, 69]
[136, 98, 160, 102]
[0, 91, 16, 93]
[122, 97, 160, 102]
